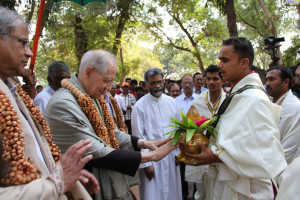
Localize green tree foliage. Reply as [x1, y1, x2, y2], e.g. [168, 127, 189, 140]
[283, 35, 300, 67]
[143, 0, 227, 73]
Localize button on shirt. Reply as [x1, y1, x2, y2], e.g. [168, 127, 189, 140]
[175, 92, 200, 114]
[34, 85, 55, 114]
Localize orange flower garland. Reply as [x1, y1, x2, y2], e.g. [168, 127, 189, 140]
[108, 94, 128, 133]
[0, 83, 61, 185]
[98, 96, 119, 149]
[16, 84, 61, 163]
[61, 79, 119, 149]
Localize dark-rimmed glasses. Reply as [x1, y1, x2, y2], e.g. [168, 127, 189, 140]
[6, 34, 30, 50]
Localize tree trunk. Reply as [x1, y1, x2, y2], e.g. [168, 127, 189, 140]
[225, 0, 238, 37]
[257, 0, 276, 35]
[296, 4, 300, 30]
[74, 14, 87, 67]
[112, 0, 134, 56]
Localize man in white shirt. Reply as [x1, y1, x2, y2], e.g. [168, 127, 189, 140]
[34, 61, 70, 113]
[266, 66, 300, 164]
[193, 72, 208, 95]
[186, 37, 286, 200]
[110, 83, 127, 113]
[132, 68, 182, 200]
[176, 74, 200, 114]
[120, 82, 136, 135]
[176, 74, 199, 199]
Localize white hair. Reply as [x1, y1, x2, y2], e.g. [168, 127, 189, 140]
[79, 50, 117, 74]
[0, 6, 27, 37]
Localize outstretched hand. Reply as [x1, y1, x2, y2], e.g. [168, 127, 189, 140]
[184, 142, 222, 166]
[60, 140, 93, 193]
[145, 138, 171, 151]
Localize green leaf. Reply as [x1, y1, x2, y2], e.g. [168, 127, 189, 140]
[207, 116, 218, 126]
[188, 118, 198, 129]
[186, 129, 196, 143]
[180, 110, 188, 125]
[172, 129, 183, 146]
[164, 130, 175, 136]
[170, 117, 182, 124]
[198, 120, 210, 131]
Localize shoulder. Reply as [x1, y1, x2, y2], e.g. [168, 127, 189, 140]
[175, 94, 184, 101]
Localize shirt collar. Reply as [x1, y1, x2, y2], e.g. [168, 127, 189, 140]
[46, 85, 55, 95]
[6, 80, 17, 96]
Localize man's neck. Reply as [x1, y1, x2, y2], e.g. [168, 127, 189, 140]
[184, 92, 193, 98]
[123, 92, 128, 96]
[209, 89, 222, 104]
[195, 87, 201, 92]
[272, 90, 289, 104]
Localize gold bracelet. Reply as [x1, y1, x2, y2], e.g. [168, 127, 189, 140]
[217, 149, 224, 157]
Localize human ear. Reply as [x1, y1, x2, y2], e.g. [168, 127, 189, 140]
[85, 66, 95, 78]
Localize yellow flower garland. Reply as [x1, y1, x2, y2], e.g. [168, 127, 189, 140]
[61, 79, 119, 149]
[0, 83, 61, 185]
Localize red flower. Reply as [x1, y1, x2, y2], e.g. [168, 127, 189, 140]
[194, 118, 210, 127]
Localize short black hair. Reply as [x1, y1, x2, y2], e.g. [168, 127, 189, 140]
[267, 66, 293, 89]
[222, 37, 254, 67]
[193, 72, 202, 82]
[36, 85, 43, 89]
[48, 61, 70, 81]
[125, 77, 131, 82]
[169, 83, 181, 92]
[205, 64, 222, 79]
[131, 79, 138, 85]
[135, 86, 143, 92]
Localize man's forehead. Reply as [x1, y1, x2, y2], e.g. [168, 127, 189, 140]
[195, 74, 203, 78]
[182, 76, 193, 82]
[266, 69, 280, 78]
[206, 72, 220, 78]
[219, 45, 236, 57]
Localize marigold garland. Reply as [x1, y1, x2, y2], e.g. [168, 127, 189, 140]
[61, 79, 119, 149]
[108, 94, 128, 133]
[0, 83, 61, 185]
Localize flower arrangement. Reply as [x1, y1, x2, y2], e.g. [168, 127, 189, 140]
[166, 105, 218, 146]
[166, 105, 218, 162]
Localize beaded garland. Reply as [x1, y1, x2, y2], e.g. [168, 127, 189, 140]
[108, 94, 128, 133]
[98, 96, 119, 149]
[61, 79, 119, 149]
[0, 83, 61, 185]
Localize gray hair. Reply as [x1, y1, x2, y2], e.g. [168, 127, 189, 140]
[79, 50, 117, 74]
[0, 6, 27, 37]
[144, 68, 164, 82]
[48, 61, 70, 81]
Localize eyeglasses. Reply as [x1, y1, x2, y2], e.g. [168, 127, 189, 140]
[148, 80, 164, 87]
[171, 90, 180, 93]
[182, 82, 193, 86]
[6, 34, 30, 50]
[194, 78, 202, 82]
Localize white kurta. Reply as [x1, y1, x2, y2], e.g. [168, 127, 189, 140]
[276, 90, 300, 164]
[276, 156, 300, 200]
[209, 73, 287, 200]
[191, 90, 226, 200]
[132, 93, 182, 200]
